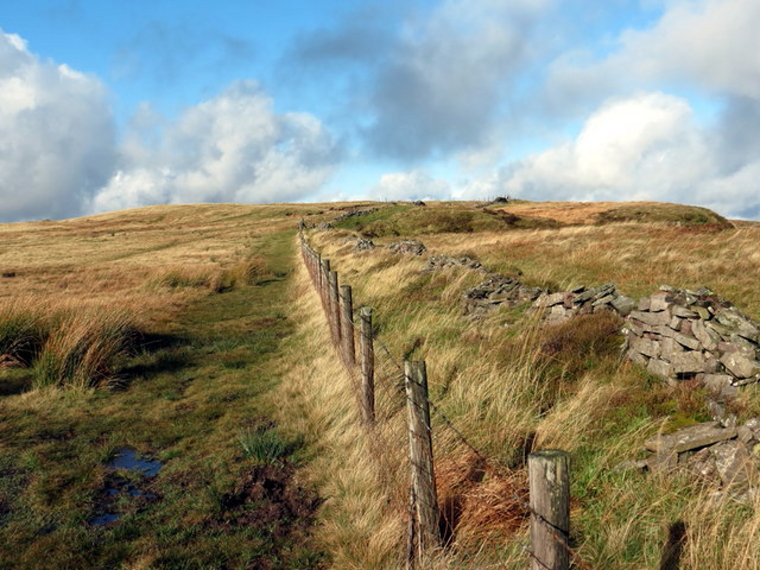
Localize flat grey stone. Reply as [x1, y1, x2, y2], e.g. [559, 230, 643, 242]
[611, 295, 635, 316]
[630, 309, 672, 326]
[712, 440, 756, 488]
[692, 319, 718, 352]
[673, 332, 702, 351]
[632, 336, 660, 359]
[647, 358, 673, 379]
[638, 297, 651, 311]
[720, 353, 760, 379]
[645, 422, 736, 454]
[672, 305, 699, 318]
[672, 350, 706, 374]
[703, 374, 737, 398]
[650, 291, 673, 312]
[694, 306, 711, 320]
[738, 426, 754, 443]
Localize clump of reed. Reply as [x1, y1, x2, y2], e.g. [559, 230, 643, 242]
[0, 298, 46, 367]
[32, 306, 139, 389]
[1, 298, 141, 390]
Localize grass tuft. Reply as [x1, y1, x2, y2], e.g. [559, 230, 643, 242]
[31, 307, 139, 389]
[239, 427, 289, 464]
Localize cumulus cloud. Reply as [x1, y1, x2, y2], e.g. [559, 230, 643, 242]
[468, 92, 759, 219]
[370, 170, 451, 201]
[0, 30, 117, 222]
[90, 81, 340, 213]
[546, 0, 760, 114]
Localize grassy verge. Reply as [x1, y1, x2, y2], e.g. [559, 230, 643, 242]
[0, 228, 325, 569]
[302, 206, 760, 569]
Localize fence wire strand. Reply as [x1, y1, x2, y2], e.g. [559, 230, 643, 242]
[299, 233, 599, 570]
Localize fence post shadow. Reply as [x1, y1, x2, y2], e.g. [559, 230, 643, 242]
[659, 520, 687, 570]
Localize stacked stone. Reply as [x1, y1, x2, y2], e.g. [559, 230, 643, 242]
[387, 240, 427, 256]
[425, 255, 487, 273]
[341, 236, 376, 251]
[333, 208, 378, 222]
[532, 283, 635, 326]
[463, 274, 546, 318]
[624, 286, 760, 388]
[637, 419, 760, 497]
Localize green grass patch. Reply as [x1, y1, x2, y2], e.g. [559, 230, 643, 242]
[0, 228, 325, 569]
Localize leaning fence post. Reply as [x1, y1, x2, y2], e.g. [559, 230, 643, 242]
[528, 450, 570, 570]
[341, 285, 355, 366]
[405, 361, 440, 558]
[360, 307, 375, 425]
[328, 270, 342, 345]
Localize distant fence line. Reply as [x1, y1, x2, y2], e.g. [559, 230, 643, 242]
[298, 228, 585, 570]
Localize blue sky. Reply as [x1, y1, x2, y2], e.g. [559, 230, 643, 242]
[1, 0, 759, 222]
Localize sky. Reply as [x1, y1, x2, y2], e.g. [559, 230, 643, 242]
[0, 0, 759, 222]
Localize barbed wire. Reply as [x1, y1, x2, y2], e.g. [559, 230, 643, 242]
[299, 233, 599, 570]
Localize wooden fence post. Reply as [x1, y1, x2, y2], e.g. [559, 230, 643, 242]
[528, 450, 570, 570]
[328, 270, 342, 345]
[341, 285, 355, 366]
[405, 361, 440, 558]
[360, 307, 375, 425]
[320, 258, 330, 312]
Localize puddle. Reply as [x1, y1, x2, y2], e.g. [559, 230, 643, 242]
[89, 447, 163, 527]
[108, 447, 162, 477]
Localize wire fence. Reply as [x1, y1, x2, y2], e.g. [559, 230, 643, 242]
[298, 229, 597, 570]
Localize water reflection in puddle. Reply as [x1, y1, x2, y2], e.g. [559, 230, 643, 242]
[109, 447, 162, 477]
[89, 447, 163, 527]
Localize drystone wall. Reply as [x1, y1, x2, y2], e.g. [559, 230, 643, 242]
[462, 275, 546, 318]
[629, 419, 760, 499]
[624, 286, 760, 390]
[532, 284, 635, 326]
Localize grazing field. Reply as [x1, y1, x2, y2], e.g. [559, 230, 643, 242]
[1, 200, 759, 569]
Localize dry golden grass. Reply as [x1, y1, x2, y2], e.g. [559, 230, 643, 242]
[302, 200, 760, 569]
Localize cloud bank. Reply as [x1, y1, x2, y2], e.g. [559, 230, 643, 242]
[91, 81, 340, 213]
[0, 31, 339, 222]
[0, 31, 116, 221]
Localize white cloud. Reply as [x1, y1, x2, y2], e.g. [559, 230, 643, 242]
[468, 92, 759, 219]
[615, 0, 760, 100]
[0, 30, 117, 222]
[546, 0, 760, 112]
[370, 170, 451, 201]
[90, 81, 339, 213]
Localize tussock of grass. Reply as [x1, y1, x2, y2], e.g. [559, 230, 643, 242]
[0, 298, 46, 366]
[32, 306, 140, 389]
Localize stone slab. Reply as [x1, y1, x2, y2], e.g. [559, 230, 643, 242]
[645, 422, 736, 454]
[671, 350, 706, 374]
[720, 353, 760, 379]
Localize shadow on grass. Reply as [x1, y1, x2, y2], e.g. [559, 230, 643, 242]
[0, 370, 33, 396]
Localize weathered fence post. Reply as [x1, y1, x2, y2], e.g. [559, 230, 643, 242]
[405, 361, 440, 558]
[359, 307, 375, 425]
[528, 450, 570, 570]
[320, 258, 330, 312]
[328, 270, 342, 345]
[340, 285, 355, 366]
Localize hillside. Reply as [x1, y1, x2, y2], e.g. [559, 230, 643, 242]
[1, 200, 759, 569]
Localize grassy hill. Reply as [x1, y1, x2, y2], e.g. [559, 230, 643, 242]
[1, 200, 758, 569]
